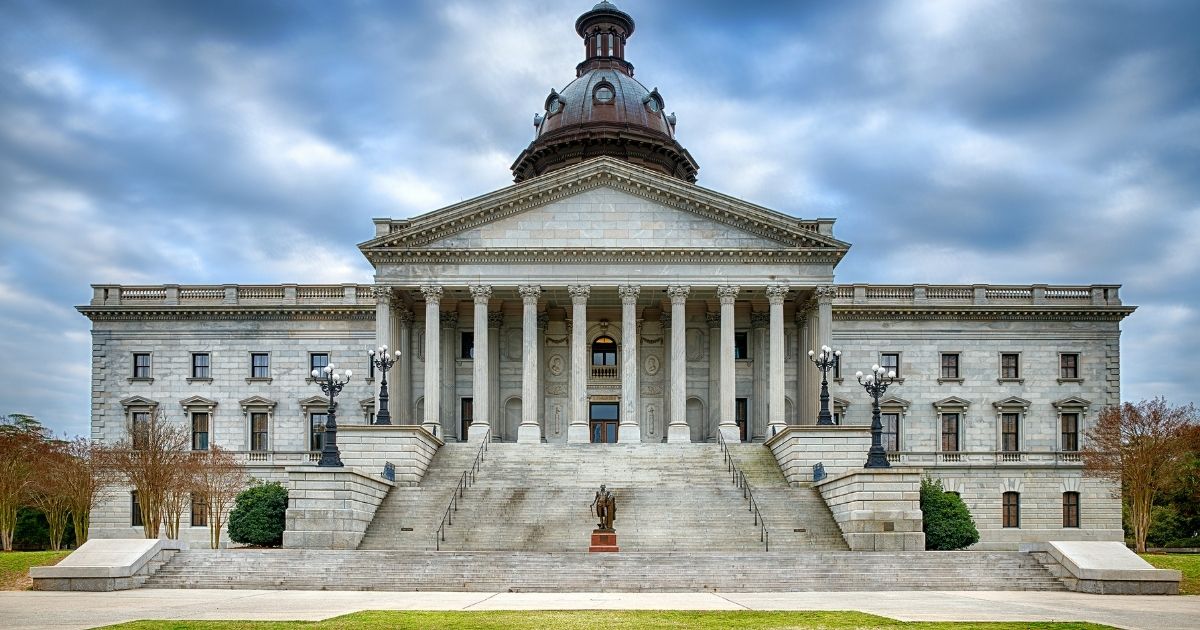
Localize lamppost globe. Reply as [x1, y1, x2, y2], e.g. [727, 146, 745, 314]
[857, 355, 898, 469]
[808, 349, 815, 357]
[887, 370, 896, 379]
[344, 369, 353, 378]
[311, 360, 350, 468]
[855, 370, 864, 379]
[395, 350, 402, 357]
[369, 344, 399, 426]
[834, 350, 841, 357]
[310, 369, 319, 378]
[368, 349, 375, 357]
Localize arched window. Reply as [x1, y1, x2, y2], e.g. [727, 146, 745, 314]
[592, 336, 617, 366]
[1002, 492, 1020, 528]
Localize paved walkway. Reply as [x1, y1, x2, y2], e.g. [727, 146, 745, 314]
[1, 589, 1197, 629]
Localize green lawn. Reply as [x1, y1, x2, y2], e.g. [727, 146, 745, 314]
[101, 610, 1116, 630]
[1141, 553, 1200, 595]
[0, 550, 71, 590]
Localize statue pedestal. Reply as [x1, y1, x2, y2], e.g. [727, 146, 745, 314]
[589, 529, 619, 553]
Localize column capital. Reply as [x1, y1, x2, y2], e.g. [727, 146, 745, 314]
[705, 311, 721, 328]
[420, 285, 443, 303]
[439, 311, 458, 328]
[765, 284, 790, 305]
[667, 285, 690, 304]
[371, 286, 392, 302]
[388, 293, 406, 310]
[396, 309, 415, 327]
[815, 285, 837, 303]
[568, 284, 591, 303]
[470, 284, 493, 304]
[488, 311, 504, 329]
[750, 311, 770, 329]
[518, 284, 542, 304]
[717, 285, 739, 305]
[618, 284, 641, 305]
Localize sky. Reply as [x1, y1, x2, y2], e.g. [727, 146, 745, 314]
[1, 0, 1198, 438]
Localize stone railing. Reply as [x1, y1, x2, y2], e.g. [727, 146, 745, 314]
[884, 451, 1085, 466]
[833, 284, 1122, 307]
[90, 284, 374, 307]
[232, 451, 321, 465]
[590, 365, 619, 381]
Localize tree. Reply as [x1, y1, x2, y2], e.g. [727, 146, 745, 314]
[62, 438, 106, 546]
[1084, 398, 1198, 552]
[920, 477, 980, 550]
[0, 415, 43, 550]
[227, 481, 288, 547]
[191, 447, 247, 549]
[27, 440, 73, 550]
[101, 411, 191, 539]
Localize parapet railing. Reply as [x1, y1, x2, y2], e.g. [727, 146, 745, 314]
[434, 429, 491, 551]
[88, 283, 375, 307]
[831, 284, 1123, 307]
[882, 450, 1086, 466]
[716, 432, 769, 551]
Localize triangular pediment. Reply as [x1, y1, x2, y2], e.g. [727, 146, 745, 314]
[119, 395, 159, 409]
[1052, 396, 1092, 410]
[932, 396, 972, 410]
[179, 395, 218, 409]
[993, 396, 1032, 410]
[298, 395, 331, 409]
[239, 395, 277, 410]
[361, 157, 849, 258]
[881, 396, 911, 410]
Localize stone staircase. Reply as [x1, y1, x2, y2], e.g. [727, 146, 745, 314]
[361, 442, 845, 552]
[143, 549, 1066, 591]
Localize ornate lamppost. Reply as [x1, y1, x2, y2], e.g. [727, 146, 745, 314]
[368, 345, 401, 425]
[311, 363, 352, 467]
[856, 364, 896, 469]
[808, 345, 841, 426]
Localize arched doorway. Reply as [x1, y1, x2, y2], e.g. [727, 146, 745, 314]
[686, 397, 705, 443]
[504, 397, 522, 442]
[591, 335, 617, 381]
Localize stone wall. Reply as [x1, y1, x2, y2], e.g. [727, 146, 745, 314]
[814, 468, 925, 551]
[765, 426, 872, 484]
[283, 467, 393, 550]
[337, 425, 442, 484]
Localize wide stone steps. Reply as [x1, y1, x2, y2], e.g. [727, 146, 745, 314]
[145, 549, 1066, 592]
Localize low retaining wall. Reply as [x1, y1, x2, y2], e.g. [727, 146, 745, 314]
[337, 424, 443, 485]
[814, 467, 925, 551]
[765, 426, 873, 484]
[30, 538, 186, 591]
[1024, 541, 1182, 594]
[283, 467, 394, 549]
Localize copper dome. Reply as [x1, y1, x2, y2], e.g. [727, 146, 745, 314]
[511, 2, 699, 183]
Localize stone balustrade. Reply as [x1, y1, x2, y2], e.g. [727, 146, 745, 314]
[89, 284, 374, 306]
[834, 284, 1122, 307]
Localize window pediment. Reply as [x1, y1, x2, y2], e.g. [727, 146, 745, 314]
[993, 396, 1032, 410]
[179, 395, 218, 411]
[831, 397, 851, 412]
[119, 395, 159, 410]
[932, 396, 971, 411]
[1052, 396, 1092, 411]
[239, 395, 277, 412]
[880, 396, 911, 411]
[359, 398, 376, 413]
[299, 395, 331, 410]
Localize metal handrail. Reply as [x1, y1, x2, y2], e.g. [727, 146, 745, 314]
[434, 429, 491, 551]
[716, 432, 770, 551]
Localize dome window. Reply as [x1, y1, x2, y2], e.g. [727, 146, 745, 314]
[545, 89, 564, 116]
[644, 88, 663, 113]
[594, 83, 615, 104]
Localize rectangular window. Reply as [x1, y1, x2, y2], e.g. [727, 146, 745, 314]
[832, 354, 841, 379]
[191, 412, 210, 451]
[191, 353, 210, 379]
[131, 411, 150, 449]
[940, 413, 960, 452]
[191, 494, 208, 527]
[1063, 492, 1080, 528]
[880, 353, 900, 377]
[133, 353, 151, 378]
[734, 332, 749, 360]
[131, 491, 143, 527]
[941, 353, 960, 379]
[250, 412, 269, 452]
[1061, 413, 1079, 452]
[833, 411, 843, 425]
[1060, 353, 1079, 379]
[368, 355, 375, 379]
[461, 331, 475, 360]
[1001, 353, 1020, 379]
[251, 353, 270, 378]
[882, 412, 900, 451]
[309, 353, 329, 375]
[735, 398, 749, 442]
[1001, 413, 1020, 452]
[1003, 492, 1020, 528]
[310, 413, 327, 451]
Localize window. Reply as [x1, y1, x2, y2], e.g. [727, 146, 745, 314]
[368, 354, 375, 379]
[1001, 413, 1020, 452]
[191, 412, 210, 451]
[310, 353, 329, 375]
[132, 353, 151, 378]
[941, 413, 960, 452]
[250, 412, 269, 452]
[735, 398, 749, 442]
[734, 332, 749, 360]
[941, 353, 960, 379]
[1002, 492, 1020, 528]
[131, 411, 150, 449]
[1063, 492, 1080, 528]
[131, 491, 143, 527]
[1001, 353, 1020, 379]
[880, 353, 900, 377]
[1060, 353, 1080, 379]
[882, 412, 900, 451]
[191, 494, 208, 527]
[461, 331, 475, 360]
[1061, 413, 1079, 451]
[591, 336, 617, 366]
[833, 411, 843, 425]
[191, 353, 210, 379]
[250, 353, 270, 378]
[310, 413, 327, 451]
[461, 398, 474, 442]
[594, 85, 614, 103]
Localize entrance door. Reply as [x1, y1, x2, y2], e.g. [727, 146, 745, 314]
[590, 402, 619, 443]
[735, 398, 749, 442]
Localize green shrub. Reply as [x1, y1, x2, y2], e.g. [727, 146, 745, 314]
[227, 481, 288, 547]
[920, 477, 980, 550]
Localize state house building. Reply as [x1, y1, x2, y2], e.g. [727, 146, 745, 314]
[80, 2, 1132, 551]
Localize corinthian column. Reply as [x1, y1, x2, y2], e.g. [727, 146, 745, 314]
[469, 285, 492, 442]
[766, 284, 790, 437]
[396, 306, 414, 424]
[567, 285, 590, 443]
[717, 285, 740, 441]
[816, 285, 835, 352]
[618, 284, 641, 443]
[518, 285, 542, 443]
[420, 285, 442, 436]
[667, 285, 690, 443]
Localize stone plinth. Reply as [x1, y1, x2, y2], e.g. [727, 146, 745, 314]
[814, 467, 925, 551]
[283, 467, 394, 549]
[30, 538, 185, 591]
[336, 424, 442, 485]
[1023, 541, 1182, 594]
[589, 530, 619, 552]
[765, 425, 873, 484]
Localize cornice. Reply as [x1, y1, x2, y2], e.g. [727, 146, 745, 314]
[364, 247, 843, 266]
[833, 305, 1136, 322]
[76, 305, 374, 322]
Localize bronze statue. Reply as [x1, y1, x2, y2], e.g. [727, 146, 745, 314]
[591, 484, 616, 531]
